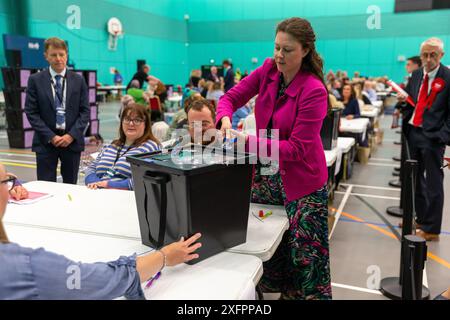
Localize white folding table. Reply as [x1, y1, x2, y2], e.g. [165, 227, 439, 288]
[5, 223, 261, 300]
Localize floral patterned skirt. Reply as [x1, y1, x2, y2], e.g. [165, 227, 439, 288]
[251, 165, 332, 300]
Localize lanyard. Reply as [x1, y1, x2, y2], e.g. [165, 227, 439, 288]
[51, 74, 66, 105]
[114, 144, 133, 166]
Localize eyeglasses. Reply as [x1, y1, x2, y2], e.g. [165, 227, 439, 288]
[1, 175, 17, 191]
[421, 52, 440, 59]
[123, 117, 144, 125]
[188, 121, 213, 129]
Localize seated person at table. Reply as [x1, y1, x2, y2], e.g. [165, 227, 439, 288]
[186, 99, 223, 146]
[171, 91, 204, 130]
[354, 82, 372, 106]
[328, 93, 344, 109]
[0, 163, 202, 300]
[85, 103, 160, 190]
[341, 84, 361, 120]
[84, 134, 104, 146]
[7, 173, 29, 201]
[118, 94, 134, 119]
[362, 80, 378, 104]
[127, 80, 150, 105]
[169, 99, 223, 148]
[206, 81, 224, 102]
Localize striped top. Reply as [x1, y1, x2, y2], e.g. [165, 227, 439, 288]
[85, 140, 159, 190]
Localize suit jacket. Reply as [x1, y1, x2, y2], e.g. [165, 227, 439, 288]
[224, 67, 235, 92]
[216, 58, 328, 201]
[25, 69, 90, 153]
[402, 64, 450, 145]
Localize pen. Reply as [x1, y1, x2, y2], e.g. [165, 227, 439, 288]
[67, 194, 72, 201]
[441, 163, 449, 170]
[251, 211, 264, 222]
[145, 271, 161, 289]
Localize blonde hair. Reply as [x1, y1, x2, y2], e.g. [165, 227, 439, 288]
[0, 221, 8, 244]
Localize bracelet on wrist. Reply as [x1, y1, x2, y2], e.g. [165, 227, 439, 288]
[156, 249, 167, 272]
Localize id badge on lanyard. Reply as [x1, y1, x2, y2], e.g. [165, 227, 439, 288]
[105, 167, 116, 178]
[107, 145, 131, 178]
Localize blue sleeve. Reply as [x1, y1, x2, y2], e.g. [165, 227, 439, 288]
[85, 173, 102, 185]
[107, 178, 132, 190]
[84, 145, 107, 185]
[30, 248, 145, 300]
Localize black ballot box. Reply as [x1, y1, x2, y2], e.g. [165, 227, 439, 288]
[127, 146, 257, 264]
[321, 108, 342, 150]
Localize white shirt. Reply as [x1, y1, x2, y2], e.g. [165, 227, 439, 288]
[49, 67, 67, 130]
[409, 66, 440, 127]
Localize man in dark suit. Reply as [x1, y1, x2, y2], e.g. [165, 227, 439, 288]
[222, 59, 235, 92]
[398, 37, 450, 241]
[25, 37, 90, 184]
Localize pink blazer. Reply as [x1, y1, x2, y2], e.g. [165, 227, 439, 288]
[216, 58, 328, 201]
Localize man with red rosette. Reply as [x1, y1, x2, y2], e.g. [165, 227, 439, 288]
[397, 37, 450, 241]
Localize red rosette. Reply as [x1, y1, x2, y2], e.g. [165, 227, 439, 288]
[426, 78, 446, 109]
[432, 77, 445, 93]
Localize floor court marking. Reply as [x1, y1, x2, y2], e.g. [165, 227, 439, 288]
[340, 183, 400, 192]
[367, 163, 399, 167]
[0, 158, 36, 165]
[0, 152, 35, 158]
[337, 210, 450, 271]
[335, 191, 400, 201]
[1, 161, 36, 169]
[338, 217, 450, 236]
[331, 282, 382, 295]
[329, 185, 352, 240]
[370, 158, 398, 162]
[0, 149, 34, 155]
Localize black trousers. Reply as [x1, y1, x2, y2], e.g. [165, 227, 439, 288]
[36, 149, 81, 184]
[406, 125, 445, 234]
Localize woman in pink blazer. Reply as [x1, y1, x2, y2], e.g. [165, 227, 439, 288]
[216, 17, 331, 300]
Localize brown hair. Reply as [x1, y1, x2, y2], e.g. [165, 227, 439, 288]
[187, 99, 216, 122]
[183, 93, 204, 113]
[112, 103, 160, 147]
[276, 17, 331, 110]
[44, 37, 68, 53]
[342, 84, 357, 101]
[0, 221, 8, 244]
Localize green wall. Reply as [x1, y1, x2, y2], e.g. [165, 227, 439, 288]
[185, 0, 450, 83]
[1, 0, 189, 87]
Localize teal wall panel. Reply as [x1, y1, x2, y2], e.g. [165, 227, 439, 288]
[22, 0, 189, 86]
[185, 1, 450, 83]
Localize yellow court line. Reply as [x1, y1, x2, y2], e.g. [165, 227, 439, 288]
[1, 161, 36, 169]
[332, 208, 450, 271]
[0, 149, 34, 155]
[341, 211, 398, 241]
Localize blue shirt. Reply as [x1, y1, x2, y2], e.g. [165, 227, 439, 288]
[232, 105, 252, 129]
[85, 140, 159, 190]
[0, 242, 144, 300]
[364, 89, 378, 103]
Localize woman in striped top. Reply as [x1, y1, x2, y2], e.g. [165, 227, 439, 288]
[85, 103, 160, 190]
